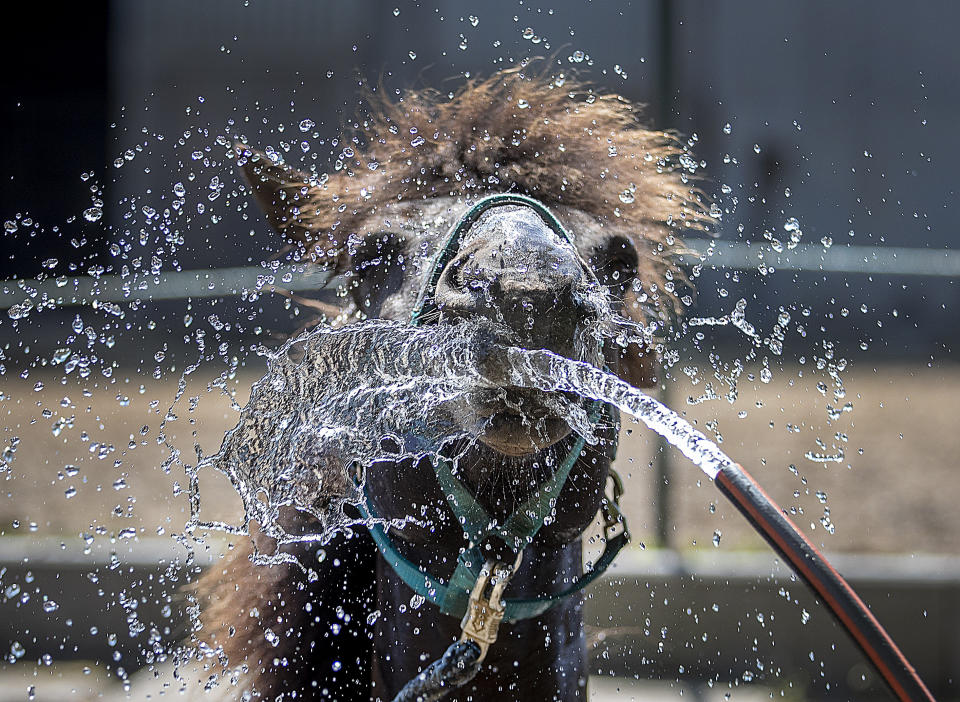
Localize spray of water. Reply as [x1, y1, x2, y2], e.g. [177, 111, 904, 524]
[498, 348, 735, 480]
[193, 318, 735, 560]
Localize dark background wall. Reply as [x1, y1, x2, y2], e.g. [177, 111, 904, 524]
[1, 0, 957, 358]
[0, 4, 111, 278]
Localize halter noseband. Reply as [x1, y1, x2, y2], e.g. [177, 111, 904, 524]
[360, 193, 629, 623]
[410, 193, 575, 326]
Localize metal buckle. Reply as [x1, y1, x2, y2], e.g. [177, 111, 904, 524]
[459, 551, 523, 662]
[600, 469, 630, 542]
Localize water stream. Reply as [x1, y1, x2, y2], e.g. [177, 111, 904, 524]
[196, 318, 736, 558]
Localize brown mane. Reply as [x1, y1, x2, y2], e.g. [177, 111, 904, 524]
[239, 65, 712, 316]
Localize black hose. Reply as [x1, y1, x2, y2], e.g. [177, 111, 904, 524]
[391, 462, 936, 701]
[391, 639, 483, 702]
[716, 464, 936, 702]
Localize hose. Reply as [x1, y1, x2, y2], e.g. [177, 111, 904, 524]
[388, 466, 936, 701]
[716, 463, 936, 702]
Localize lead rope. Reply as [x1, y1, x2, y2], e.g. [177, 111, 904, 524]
[391, 555, 522, 702]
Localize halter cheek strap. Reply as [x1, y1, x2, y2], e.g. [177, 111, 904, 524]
[362, 193, 629, 622]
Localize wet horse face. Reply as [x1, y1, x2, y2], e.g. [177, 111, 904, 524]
[239, 146, 661, 455]
[237, 143, 667, 555]
[236, 161, 659, 564]
[343, 197, 647, 455]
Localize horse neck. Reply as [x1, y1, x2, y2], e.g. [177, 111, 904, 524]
[371, 538, 589, 702]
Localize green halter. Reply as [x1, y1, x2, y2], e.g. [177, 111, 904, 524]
[361, 193, 630, 622]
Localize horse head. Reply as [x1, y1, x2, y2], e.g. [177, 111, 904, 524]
[200, 67, 708, 701]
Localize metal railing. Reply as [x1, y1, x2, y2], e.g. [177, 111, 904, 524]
[0, 536, 955, 696]
[1, 240, 957, 311]
[678, 239, 960, 277]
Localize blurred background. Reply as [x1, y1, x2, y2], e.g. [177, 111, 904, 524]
[0, 1, 957, 700]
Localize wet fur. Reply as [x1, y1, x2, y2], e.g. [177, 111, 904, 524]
[195, 525, 377, 699]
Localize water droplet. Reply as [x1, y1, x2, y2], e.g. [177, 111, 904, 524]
[82, 207, 102, 222]
[618, 189, 635, 204]
[299, 119, 315, 133]
[43, 600, 59, 613]
[722, 122, 732, 135]
[712, 530, 722, 547]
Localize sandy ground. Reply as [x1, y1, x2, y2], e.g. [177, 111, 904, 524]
[0, 665, 777, 702]
[1, 360, 957, 701]
[617, 359, 960, 555]
[1, 360, 958, 555]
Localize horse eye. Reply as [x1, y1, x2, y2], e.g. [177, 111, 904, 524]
[590, 236, 638, 292]
[350, 233, 408, 313]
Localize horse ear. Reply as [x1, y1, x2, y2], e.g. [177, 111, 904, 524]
[235, 143, 317, 245]
[608, 342, 659, 389]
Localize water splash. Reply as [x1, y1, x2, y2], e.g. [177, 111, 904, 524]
[496, 348, 736, 480]
[192, 319, 514, 558]
[193, 318, 737, 560]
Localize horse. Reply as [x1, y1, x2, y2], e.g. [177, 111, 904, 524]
[193, 67, 708, 701]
